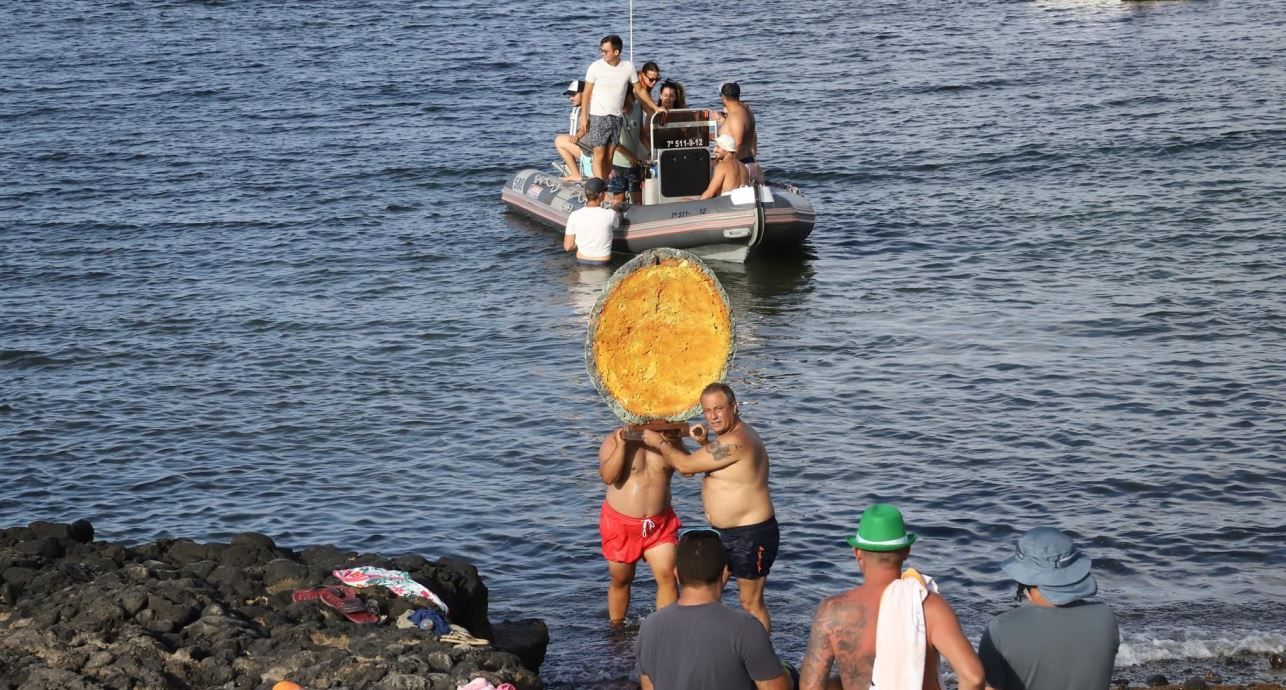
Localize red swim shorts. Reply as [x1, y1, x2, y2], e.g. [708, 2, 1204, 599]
[599, 501, 681, 564]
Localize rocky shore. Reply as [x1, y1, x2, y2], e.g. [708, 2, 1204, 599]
[0, 520, 548, 690]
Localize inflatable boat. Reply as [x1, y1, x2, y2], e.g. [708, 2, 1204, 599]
[501, 109, 815, 263]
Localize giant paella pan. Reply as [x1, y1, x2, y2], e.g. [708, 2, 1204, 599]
[586, 248, 735, 426]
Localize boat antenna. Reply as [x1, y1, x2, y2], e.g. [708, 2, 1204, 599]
[629, 0, 634, 65]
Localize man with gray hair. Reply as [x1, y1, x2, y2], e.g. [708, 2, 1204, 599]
[979, 527, 1120, 690]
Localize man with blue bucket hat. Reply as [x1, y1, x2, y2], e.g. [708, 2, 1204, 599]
[980, 527, 1120, 690]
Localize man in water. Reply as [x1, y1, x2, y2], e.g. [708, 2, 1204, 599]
[714, 82, 761, 183]
[798, 504, 985, 690]
[635, 529, 791, 690]
[642, 382, 778, 632]
[698, 134, 750, 200]
[579, 35, 664, 181]
[563, 177, 616, 265]
[596, 418, 681, 625]
[978, 527, 1119, 690]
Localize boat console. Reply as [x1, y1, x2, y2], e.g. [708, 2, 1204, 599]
[643, 109, 717, 205]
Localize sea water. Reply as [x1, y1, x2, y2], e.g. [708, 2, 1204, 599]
[3, 0, 1284, 686]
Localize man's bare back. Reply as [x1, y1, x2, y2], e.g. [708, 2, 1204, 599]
[800, 586, 947, 690]
[798, 510, 984, 690]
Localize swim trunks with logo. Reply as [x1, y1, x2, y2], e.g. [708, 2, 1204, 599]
[719, 516, 779, 579]
[599, 501, 681, 563]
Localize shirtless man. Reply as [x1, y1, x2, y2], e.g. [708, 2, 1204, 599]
[797, 504, 985, 690]
[715, 82, 761, 184]
[597, 424, 681, 625]
[698, 134, 749, 200]
[642, 382, 778, 632]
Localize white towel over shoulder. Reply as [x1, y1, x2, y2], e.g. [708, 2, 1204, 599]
[871, 569, 943, 690]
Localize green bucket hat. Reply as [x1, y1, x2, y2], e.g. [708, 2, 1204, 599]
[846, 503, 918, 552]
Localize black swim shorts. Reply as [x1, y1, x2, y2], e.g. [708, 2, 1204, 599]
[720, 516, 779, 580]
[607, 164, 642, 194]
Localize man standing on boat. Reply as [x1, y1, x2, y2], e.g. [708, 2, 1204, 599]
[642, 382, 779, 633]
[714, 82, 760, 184]
[576, 35, 664, 182]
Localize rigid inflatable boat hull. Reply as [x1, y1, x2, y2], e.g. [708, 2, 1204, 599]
[501, 169, 814, 263]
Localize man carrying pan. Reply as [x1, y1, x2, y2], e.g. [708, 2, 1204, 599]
[642, 381, 779, 632]
[596, 416, 681, 626]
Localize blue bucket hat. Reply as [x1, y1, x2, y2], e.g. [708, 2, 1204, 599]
[1000, 527, 1097, 606]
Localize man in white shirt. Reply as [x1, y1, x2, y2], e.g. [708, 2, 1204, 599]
[578, 34, 664, 182]
[563, 177, 618, 265]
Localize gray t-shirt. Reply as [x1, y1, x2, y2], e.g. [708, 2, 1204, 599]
[636, 601, 784, 690]
[979, 601, 1119, 690]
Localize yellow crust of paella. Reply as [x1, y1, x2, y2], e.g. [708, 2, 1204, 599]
[592, 258, 732, 419]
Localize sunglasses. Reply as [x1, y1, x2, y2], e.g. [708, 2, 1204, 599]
[679, 527, 722, 539]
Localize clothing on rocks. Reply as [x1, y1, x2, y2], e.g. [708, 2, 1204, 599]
[395, 607, 450, 634]
[979, 600, 1119, 690]
[332, 566, 448, 613]
[636, 601, 783, 690]
[871, 568, 942, 690]
[456, 678, 516, 690]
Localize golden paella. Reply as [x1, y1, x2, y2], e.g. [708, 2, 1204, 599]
[586, 249, 735, 423]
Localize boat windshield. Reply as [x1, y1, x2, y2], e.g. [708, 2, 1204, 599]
[648, 109, 716, 155]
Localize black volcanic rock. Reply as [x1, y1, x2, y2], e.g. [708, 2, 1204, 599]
[0, 519, 545, 690]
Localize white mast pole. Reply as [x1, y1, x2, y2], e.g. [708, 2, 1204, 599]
[629, 0, 634, 65]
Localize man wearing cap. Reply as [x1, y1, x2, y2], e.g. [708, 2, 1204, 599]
[563, 178, 616, 265]
[642, 382, 778, 633]
[979, 527, 1119, 690]
[555, 79, 589, 181]
[697, 134, 750, 200]
[579, 35, 664, 182]
[714, 82, 760, 184]
[635, 529, 791, 690]
[798, 504, 985, 690]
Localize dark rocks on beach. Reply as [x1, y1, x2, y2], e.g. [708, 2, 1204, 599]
[0, 520, 547, 690]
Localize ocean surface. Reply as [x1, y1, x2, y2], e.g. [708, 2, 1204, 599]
[3, 0, 1284, 686]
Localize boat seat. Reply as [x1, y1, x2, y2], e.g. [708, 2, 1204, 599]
[659, 148, 711, 198]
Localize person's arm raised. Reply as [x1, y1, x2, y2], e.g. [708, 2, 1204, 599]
[925, 593, 986, 690]
[634, 80, 665, 115]
[598, 428, 630, 485]
[642, 429, 739, 475]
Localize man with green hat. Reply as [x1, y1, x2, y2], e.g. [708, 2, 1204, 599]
[797, 504, 985, 690]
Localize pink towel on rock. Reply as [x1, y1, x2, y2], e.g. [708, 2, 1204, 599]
[871, 568, 943, 690]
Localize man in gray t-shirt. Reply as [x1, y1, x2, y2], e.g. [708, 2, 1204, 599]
[980, 527, 1120, 690]
[636, 529, 789, 690]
